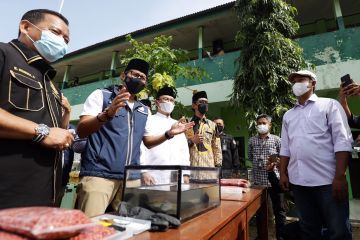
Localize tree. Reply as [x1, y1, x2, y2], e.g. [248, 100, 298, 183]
[120, 35, 206, 119]
[230, 0, 306, 134]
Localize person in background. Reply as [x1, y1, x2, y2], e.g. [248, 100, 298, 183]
[76, 59, 194, 217]
[142, 86, 190, 185]
[0, 9, 74, 209]
[213, 117, 240, 178]
[186, 91, 222, 168]
[248, 114, 285, 240]
[339, 78, 360, 145]
[280, 70, 353, 240]
[212, 39, 225, 56]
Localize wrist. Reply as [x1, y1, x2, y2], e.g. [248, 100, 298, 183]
[33, 123, 50, 143]
[96, 108, 114, 122]
[96, 112, 107, 122]
[165, 130, 174, 140]
[104, 107, 115, 119]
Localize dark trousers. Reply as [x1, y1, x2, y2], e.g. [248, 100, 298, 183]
[257, 187, 286, 240]
[291, 184, 352, 240]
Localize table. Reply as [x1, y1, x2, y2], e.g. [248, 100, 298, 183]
[130, 187, 268, 240]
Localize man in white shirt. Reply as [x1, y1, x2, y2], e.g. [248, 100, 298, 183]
[142, 86, 190, 185]
[279, 70, 353, 240]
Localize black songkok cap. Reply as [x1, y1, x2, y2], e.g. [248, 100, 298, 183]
[125, 58, 149, 76]
[140, 99, 152, 108]
[192, 91, 207, 103]
[156, 86, 177, 99]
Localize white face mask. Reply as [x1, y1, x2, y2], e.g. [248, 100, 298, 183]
[256, 124, 269, 134]
[292, 81, 310, 97]
[159, 102, 174, 114]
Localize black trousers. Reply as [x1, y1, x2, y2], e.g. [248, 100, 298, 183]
[256, 187, 286, 240]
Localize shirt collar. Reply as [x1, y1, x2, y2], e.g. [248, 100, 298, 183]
[9, 39, 56, 79]
[294, 94, 318, 108]
[156, 112, 171, 119]
[257, 133, 270, 139]
[191, 115, 207, 123]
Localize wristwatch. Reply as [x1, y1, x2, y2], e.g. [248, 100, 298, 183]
[33, 124, 50, 143]
[165, 130, 174, 140]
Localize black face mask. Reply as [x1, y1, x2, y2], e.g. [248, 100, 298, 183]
[124, 77, 145, 94]
[217, 126, 224, 133]
[197, 103, 208, 114]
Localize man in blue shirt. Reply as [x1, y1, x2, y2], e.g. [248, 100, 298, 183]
[76, 59, 193, 217]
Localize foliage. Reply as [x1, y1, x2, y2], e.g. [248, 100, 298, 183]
[231, 0, 306, 134]
[120, 35, 207, 107]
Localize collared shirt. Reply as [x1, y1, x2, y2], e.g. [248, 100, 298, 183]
[280, 94, 353, 186]
[185, 116, 222, 167]
[143, 112, 190, 184]
[248, 133, 281, 186]
[0, 40, 63, 208]
[80, 86, 149, 180]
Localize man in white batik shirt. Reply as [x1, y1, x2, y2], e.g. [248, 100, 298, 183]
[142, 86, 190, 185]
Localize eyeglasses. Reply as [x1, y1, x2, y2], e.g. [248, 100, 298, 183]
[159, 97, 175, 103]
[126, 70, 147, 81]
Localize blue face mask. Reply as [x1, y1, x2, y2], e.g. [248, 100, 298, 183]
[26, 22, 68, 62]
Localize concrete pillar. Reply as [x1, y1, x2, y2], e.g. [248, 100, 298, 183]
[333, 0, 345, 30]
[198, 26, 204, 60]
[110, 51, 119, 77]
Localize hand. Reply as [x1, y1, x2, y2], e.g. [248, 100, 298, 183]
[355, 135, 360, 146]
[266, 162, 276, 172]
[191, 131, 203, 144]
[61, 95, 71, 114]
[106, 87, 131, 117]
[280, 172, 289, 191]
[142, 172, 156, 185]
[343, 82, 360, 97]
[41, 127, 74, 151]
[168, 121, 195, 137]
[332, 175, 348, 202]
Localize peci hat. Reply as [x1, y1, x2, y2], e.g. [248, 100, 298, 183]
[288, 70, 317, 83]
[192, 91, 208, 103]
[156, 86, 177, 99]
[125, 58, 149, 76]
[139, 99, 152, 109]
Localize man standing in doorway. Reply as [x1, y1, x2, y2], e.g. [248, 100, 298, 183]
[213, 117, 240, 178]
[280, 70, 353, 240]
[0, 9, 74, 209]
[248, 114, 285, 240]
[186, 91, 222, 167]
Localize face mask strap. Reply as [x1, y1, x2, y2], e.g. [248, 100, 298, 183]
[25, 20, 43, 32]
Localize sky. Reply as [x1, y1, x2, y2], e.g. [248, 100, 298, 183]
[0, 0, 233, 53]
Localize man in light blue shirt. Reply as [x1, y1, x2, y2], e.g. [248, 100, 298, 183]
[279, 70, 353, 240]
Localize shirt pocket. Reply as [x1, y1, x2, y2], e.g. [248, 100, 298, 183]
[305, 111, 327, 134]
[8, 70, 44, 111]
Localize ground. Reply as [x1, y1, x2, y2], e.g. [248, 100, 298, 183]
[248, 218, 360, 239]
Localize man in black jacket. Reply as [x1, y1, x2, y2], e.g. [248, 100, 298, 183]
[213, 117, 240, 178]
[0, 9, 73, 209]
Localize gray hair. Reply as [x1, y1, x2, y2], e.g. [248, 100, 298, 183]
[256, 114, 272, 123]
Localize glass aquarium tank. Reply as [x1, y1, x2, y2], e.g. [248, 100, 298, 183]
[122, 165, 220, 222]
